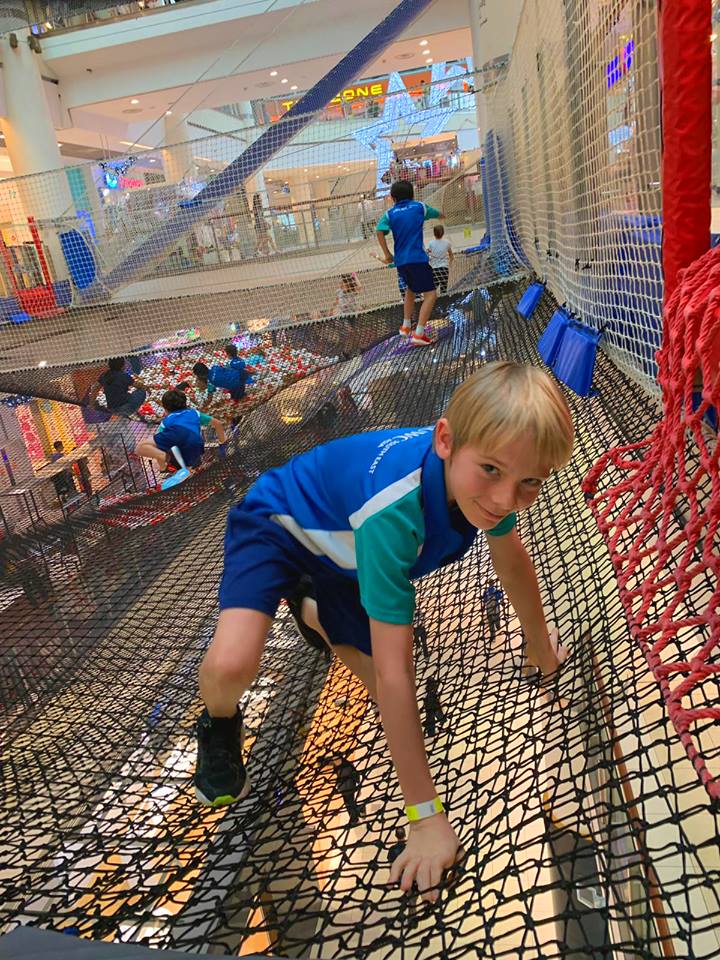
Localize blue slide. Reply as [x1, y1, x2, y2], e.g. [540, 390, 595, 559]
[80, 0, 438, 301]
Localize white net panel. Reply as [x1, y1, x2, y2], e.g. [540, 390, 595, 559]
[484, 0, 663, 393]
[0, 75, 486, 372]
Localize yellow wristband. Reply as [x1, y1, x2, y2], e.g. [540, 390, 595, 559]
[405, 797, 444, 822]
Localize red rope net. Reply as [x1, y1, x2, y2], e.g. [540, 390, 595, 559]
[583, 243, 720, 800]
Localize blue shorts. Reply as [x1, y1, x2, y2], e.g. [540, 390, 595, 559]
[397, 261, 436, 294]
[219, 503, 373, 656]
[154, 427, 204, 468]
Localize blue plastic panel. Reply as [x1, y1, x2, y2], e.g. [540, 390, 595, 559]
[538, 307, 570, 366]
[552, 322, 601, 397]
[516, 281, 545, 319]
[59, 230, 97, 290]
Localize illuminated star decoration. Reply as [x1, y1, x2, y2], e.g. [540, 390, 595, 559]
[350, 61, 475, 194]
[0, 394, 33, 408]
[99, 155, 137, 190]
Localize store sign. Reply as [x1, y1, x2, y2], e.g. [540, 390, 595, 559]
[331, 82, 384, 103]
[281, 81, 385, 111]
[607, 38, 634, 88]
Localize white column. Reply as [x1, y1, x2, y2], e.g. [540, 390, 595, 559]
[0, 30, 74, 278]
[246, 168, 268, 200]
[0, 33, 63, 178]
[468, 1, 487, 141]
[246, 168, 278, 250]
[292, 181, 313, 204]
[290, 180, 315, 246]
[230, 101, 256, 131]
[161, 115, 193, 184]
[467, 0, 524, 142]
[0, 406, 34, 486]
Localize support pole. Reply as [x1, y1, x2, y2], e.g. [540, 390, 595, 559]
[659, 0, 711, 300]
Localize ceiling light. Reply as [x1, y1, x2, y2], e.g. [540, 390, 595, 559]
[419, 39, 428, 46]
[166, 110, 172, 116]
[149, 158, 156, 163]
[130, 98, 140, 105]
[270, 70, 278, 77]
[281, 78, 288, 84]
[426, 57, 433, 63]
[38, 360, 47, 368]
[290, 85, 298, 91]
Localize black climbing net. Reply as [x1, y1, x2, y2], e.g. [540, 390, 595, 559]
[1, 281, 719, 958]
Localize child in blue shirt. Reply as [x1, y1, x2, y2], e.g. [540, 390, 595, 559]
[376, 179, 443, 347]
[135, 389, 226, 472]
[194, 361, 575, 903]
[193, 346, 257, 402]
[224, 341, 256, 377]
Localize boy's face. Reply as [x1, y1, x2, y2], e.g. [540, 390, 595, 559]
[435, 419, 551, 530]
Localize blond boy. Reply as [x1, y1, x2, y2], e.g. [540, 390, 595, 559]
[195, 361, 574, 901]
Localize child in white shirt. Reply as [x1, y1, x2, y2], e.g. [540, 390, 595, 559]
[427, 225, 454, 294]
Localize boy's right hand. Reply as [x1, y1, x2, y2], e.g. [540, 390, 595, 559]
[389, 813, 460, 903]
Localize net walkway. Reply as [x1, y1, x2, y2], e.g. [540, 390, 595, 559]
[1, 281, 718, 958]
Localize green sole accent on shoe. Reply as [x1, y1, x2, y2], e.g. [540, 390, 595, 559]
[195, 779, 251, 808]
[209, 794, 241, 807]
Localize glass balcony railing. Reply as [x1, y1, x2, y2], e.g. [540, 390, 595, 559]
[27, 0, 215, 36]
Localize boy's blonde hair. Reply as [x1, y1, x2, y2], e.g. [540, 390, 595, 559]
[443, 361, 574, 468]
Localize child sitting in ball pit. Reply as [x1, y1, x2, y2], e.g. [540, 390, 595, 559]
[135, 389, 226, 473]
[224, 343, 258, 389]
[194, 360, 574, 903]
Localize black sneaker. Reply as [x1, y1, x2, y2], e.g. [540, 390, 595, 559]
[286, 575, 328, 655]
[194, 707, 251, 807]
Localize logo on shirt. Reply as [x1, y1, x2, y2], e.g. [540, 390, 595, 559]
[368, 428, 433, 475]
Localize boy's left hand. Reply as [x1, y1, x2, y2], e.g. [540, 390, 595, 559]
[389, 813, 460, 903]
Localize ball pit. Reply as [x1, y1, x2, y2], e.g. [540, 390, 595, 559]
[135, 336, 338, 423]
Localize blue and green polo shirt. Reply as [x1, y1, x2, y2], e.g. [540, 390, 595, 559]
[376, 201, 441, 266]
[243, 427, 516, 624]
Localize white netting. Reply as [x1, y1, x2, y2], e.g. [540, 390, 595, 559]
[484, 0, 663, 393]
[0, 73, 486, 371]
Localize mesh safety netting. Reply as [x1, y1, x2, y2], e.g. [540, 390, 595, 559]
[2, 281, 719, 958]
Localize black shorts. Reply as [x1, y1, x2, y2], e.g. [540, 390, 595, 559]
[397, 262, 436, 294]
[219, 503, 373, 655]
